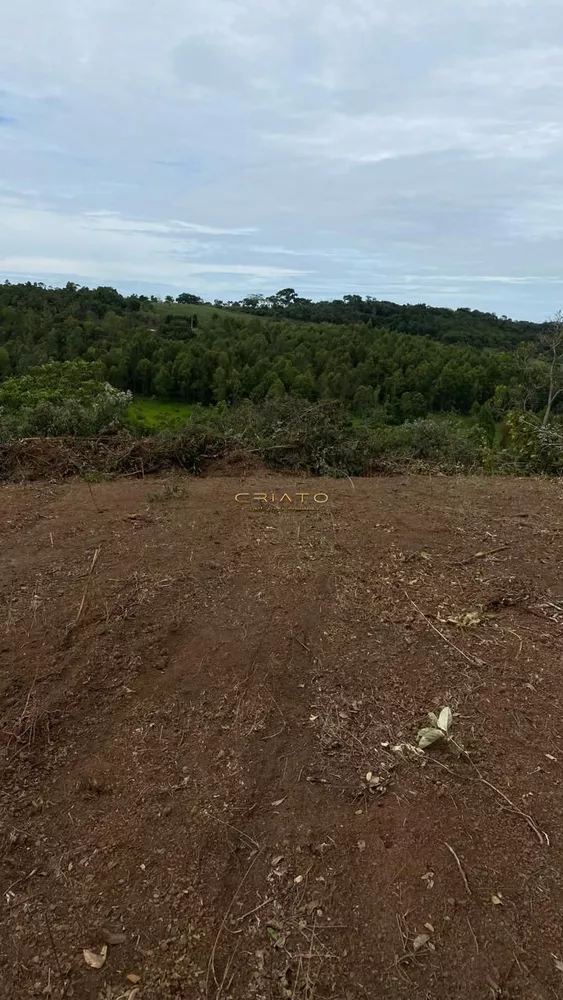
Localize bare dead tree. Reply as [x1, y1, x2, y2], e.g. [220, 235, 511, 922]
[540, 310, 563, 426]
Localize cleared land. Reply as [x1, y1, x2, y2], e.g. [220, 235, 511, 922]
[1, 472, 563, 1000]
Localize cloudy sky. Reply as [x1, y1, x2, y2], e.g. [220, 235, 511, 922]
[1, 0, 563, 319]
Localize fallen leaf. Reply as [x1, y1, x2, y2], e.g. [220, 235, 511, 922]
[101, 928, 126, 945]
[421, 871, 434, 889]
[413, 933, 430, 952]
[447, 611, 482, 627]
[365, 772, 381, 788]
[437, 707, 452, 733]
[417, 727, 445, 749]
[491, 894, 503, 906]
[552, 955, 563, 972]
[271, 855, 284, 867]
[424, 922, 434, 933]
[271, 798, 286, 807]
[304, 899, 321, 914]
[294, 875, 304, 884]
[83, 945, 108, 969]
[127, 973, 141, 984]
[545, 754, 557, 761]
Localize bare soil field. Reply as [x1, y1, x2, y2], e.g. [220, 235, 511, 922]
[1, 472, 563, 1000]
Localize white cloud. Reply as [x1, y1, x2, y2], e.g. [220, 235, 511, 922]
[439, 46, 563, 94]
[171, 221, 259, 236]
[503, 192, 563, 242]
[0, 199, 312, 290]
[1, 0, 563, 317]
[271, 114, 563, 163]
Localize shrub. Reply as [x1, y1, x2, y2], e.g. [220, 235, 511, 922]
[500, 411, 563, 474]
[0, 361, 132, 439]
[367, 417, 486, 471]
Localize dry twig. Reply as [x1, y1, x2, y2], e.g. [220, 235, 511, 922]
[234, 897, 273, 923]
[466, 915, 479, 955]
[405, 592, 484, 667]
[3, 867, 38, 899]
[291, 633, 311, 654]
[206, 848, 263, 998]
[422, 752, 547, 846]
[445, 842, 471, 895]
[475, 771, 547, 846]
[453, 544, 509, 566]
[74, 548, 100, 625]
[211, 814, 260, 852]
[44, 909, 66, 997]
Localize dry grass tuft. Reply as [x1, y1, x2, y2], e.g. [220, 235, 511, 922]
[5, 683, 52, 754]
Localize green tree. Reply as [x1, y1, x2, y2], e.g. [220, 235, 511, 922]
[212, 365, 229, 403]
[353, 385, 376, 414]
[540, 311, 563, 425]
[476, 402, 496, 444]
[135, 358, 154, 395]
[266, 376, 286, 398]
[0, 346, 10, 377]
[294, 371, 316, 401]
[155, 364, 174, 398]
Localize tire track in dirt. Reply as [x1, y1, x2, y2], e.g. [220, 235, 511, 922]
[2, 474, 563, 999]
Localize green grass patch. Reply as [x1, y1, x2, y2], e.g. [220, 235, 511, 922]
[126, 396, 194, 430]
[150, 302, 228, 321]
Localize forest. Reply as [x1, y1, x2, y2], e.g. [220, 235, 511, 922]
[0, 280, 539, 417]
[0, 279, 562, 475]
[213, 288, 550, 350]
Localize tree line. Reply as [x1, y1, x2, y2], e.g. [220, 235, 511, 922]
[214, 288, 549, 349]
[0, 279, 539, 426]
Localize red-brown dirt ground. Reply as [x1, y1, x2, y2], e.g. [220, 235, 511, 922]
[1, 473, 563, 1000]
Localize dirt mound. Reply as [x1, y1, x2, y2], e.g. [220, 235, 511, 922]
[2, 473, 563, 999]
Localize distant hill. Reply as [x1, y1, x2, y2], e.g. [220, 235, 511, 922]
[213, 289, 549, 349]
[0, 278, 548, 348]
[0, 279, 551, 423]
